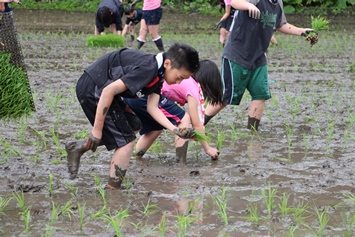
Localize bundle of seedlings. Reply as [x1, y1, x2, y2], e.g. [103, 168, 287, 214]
[86, 34, 124, 48]
[176, 128, 208, 142]
[0, 53, 34, 119]
[303, 16, 330, 47]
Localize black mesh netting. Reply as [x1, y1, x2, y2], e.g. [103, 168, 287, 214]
[0, 12, 35, 118]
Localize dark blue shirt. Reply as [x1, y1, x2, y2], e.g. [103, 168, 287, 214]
[125, 9, 143, 25]
[95, 0, 124, 33]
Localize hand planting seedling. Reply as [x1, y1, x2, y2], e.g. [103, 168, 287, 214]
[86, 34, 124, 48]
[303, 16, 330, 47]
[174, 127, 208, 142]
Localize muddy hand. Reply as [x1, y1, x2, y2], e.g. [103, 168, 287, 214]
[301, 30, 315, 37]
[174, 127, 195, 139]
[88, 132, 101, 152]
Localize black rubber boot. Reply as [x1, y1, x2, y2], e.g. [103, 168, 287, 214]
[176, 141, 189, 164]
[136, 39, 145, 50]
[107, 165, 127, 190]
[130, 35, 135, 42]
[204, 114, 215, 126]
[247, 116, 260, 131]
[66, 139, 87, 179]
[153, 37, 164, 52]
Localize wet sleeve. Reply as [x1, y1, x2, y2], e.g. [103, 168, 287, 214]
[277, 0, 287, 27]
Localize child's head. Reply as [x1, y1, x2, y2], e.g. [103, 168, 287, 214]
[193, 60, 223, 105]
[97, 7, 113, 27]
[124, 6, 135, 18]
[163, 43, 200, 85]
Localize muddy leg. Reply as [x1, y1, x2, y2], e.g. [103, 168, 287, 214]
[65, 139, 90, 179]
[106, 140, 134, 190]
[107, 164, 127, 190]
[176, 140, 189, 164]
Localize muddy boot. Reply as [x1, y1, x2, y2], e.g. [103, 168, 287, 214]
[153, 37, 164, 52]
[176, 141, 189, 164]
[65, 139, 88, 179]
[247, 116, 260, 131]
[204, 114, 215, 126]
[131, 150, 145, 159]
[107, 165, 127, 190]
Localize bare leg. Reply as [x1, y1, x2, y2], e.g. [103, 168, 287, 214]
[137, 19, 148, 49]
[175, 114, 190, 163]
[133, 130, 163, 158]
[107, 140, 135, 190]
[247, 100, 265, 130]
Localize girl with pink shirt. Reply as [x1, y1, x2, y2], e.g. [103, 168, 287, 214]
[130, 0, 164, 51]
[124, 60, 223, 162]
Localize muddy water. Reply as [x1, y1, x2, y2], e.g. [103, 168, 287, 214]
[0, 9, 355, 236]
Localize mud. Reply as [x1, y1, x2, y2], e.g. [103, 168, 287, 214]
[0, 9, 355, 236]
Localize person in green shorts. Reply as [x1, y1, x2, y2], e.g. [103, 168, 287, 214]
[204, 0, 313, 130]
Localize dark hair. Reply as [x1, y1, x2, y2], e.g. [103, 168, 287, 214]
[165, 43, 200, 74]
[97, 6, 113, 28]
[193, 60, 223, 105]
[125, 6, 134, 15]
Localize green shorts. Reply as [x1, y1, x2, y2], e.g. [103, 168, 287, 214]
[221, 57, 271, 105]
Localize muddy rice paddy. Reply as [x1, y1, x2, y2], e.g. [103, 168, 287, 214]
[1, 9, 355, 237]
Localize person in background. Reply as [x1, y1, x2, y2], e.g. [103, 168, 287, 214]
[130, 0, 164, 52]
[65, 43, 200, 190]
[204, 0, 313, 131]
[0, 0, 21, 13]
[94, 0, 124, 36]
[124, 60, 223, 163]
[215, 0, 236, 47]
[122, 6, 143, 43]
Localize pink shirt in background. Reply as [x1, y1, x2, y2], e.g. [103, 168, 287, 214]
[143, 0, 161, 10]
[161, 77, 205, 124]
[224, 0, 231, 6]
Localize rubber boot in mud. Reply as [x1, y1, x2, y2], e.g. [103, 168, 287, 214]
[247, 116, 260, 131]
[107, 165, 127, 190]
[176, 141, 189, 164]
[66, 139, 88, 179]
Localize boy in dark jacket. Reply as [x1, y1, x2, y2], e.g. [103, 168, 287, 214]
[66, 43, 200, 190]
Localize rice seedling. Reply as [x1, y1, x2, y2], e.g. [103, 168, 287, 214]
[139, 198, 160, 216]
[30, 128, 47, 150]
[12, 191, 27, 216]
[58, 200, 74, 221]
[212, 185, 231, 224]
[94, 175, 107, 209]
[86, 34, 124, 48]
[174, 211, 196, 237]
[158, 212, 168, 237]
[240, 202, 261, 225]
[48, 173, 55, 197]
[291, 201, 310, 225]
[279, 193, 292, 217]
[0, 195, 12, 216]
[1, 138, 20, 164]
[192, 130, 209, 142]
[101, 208, 130, 237]
[23, 207, 32, 233]
[261, 183, 278, 217]
[63, 182, 78, 198]
[314, 206, 331, 236]
[49, 201, 60, 226]
[44, 224, 55, 237]
[216, 130, 225, 150]
[302, 15, 330, 47]
[50, 126, 66, 158]
[288, 224, 298, 237]
[341, 212, 355, 237]
[77, 201, 87, 232]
